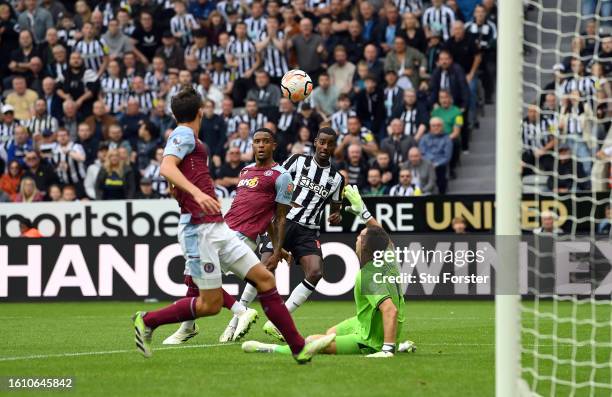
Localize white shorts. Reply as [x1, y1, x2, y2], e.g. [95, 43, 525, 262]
[178, 221, 260, 290]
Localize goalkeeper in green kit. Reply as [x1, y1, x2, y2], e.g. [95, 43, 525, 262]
[242, 185, 415, 358]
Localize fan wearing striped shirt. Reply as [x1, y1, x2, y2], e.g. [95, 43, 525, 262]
[255, 17, 289, 85]
[244, 0, 267, 41]
[74, 22, 109, 78]
[170, 0, 199, 47]
[234, 127, 344, 341]
[330, 94, 355, 135]
[421, 0, 456, 42]
[389, 168, 422, 197]
[186, 29, 217, 70]
[521, 104, 556, 177]
[26, 99, 58, 136]
[101, 60, 130, 115]
[52, 128, 87, 195]
[227, 21, 261, 106]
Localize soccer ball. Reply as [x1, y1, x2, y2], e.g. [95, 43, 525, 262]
[280, 69, 313, 103]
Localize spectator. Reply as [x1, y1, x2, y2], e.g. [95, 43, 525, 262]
[143, 147, 169, 198]
[135, 177, 161, 199]
[291, 126, 315, 156]
[74, 22, 109, 78]
[0, 160, 23, 200]
[339, 143, 368, 188]
[399, 89, 428, 140]
[17, 0, 53, 44]
[101, 60, 130, 115]
[215, 147, 244, 192]
[0, 5, 19, 76]
[429, 50, 469, 111]
[5, 76, 38, 121]
[40, 77, 63, 121]
[288, 18, 326, 82]
[26, 99, 59, 136]
[150, 99, 175, 138]
[255, 14, 288, 86]
[401, 147, 438, 195]
[466, 4, 497, 104]
[345, 20, 366, 65]
[380, 118, 416, 165]
[389, 168, 422, 196]
[210, 55, 233, 96]
[14, 176, 44, 202]
[129, 76, 156, 116]
[60, 100, 79, 140]
[533, 211, 563, 235]
[0, 105, 19, 146]
[106, 124, 132, 155]
[85, 101, 118, 141]
[52, 128, 87, 196]
[400, 12, 427, 54]
[377, 4, 402, 54]
[334, 115, 378, 160]
[8, 30, 40, 83]
[422, 0, 456, 42]
[47, 44, 68, 82]
[102, 19, 134, 60]
[57, 52, 99, 118]
[84, 143, 108, 200]
[328, 45, 356, 95]
[318, 17, 341, 65]
[200, 100, 226, 167]
[357, 1, 378, 43]
[246, 70, 282, 117]
[227, 21, 260, 106]
[547, 144, 590, 193]
[424, 29, 444, 74]
[431, 89, 463, 178]
[452, 216, 467, 234]
[46, 184, 62, 202]
[363, 168, 389, 196]
[521, 104, 556, 177]
[363, 43, 385, 83]
[18, 217, 43, 237]
[419, 117, 452, 194]
[95, 148, 136, 200]
[170, 0, 199, 46]
[240, 99, 268, 133]
[62, 185, 77, 201]
[330, 94, 356, 136]
[37, 128, 56, 160]
[296, 102, 324, 137]
[155, 30, 185, 70]
[136, 121, 160, 175]
[77, 122, 99, 167]
[23, 150, 58, 193]
[6, 125, 33, 166]
[383, 70, 405, 121]
[445, 21, 481, 130]
[559, 90, 594, 175]
[370, 151, 398, 187]
[276, 98, 300, 157]
[132, 11, 161, 63]
[230, 122, 254, 163]
[597, 205, 611, 235]
[310, 72, 339, 118]
[355, 74, 385, 137]
[384, 35, 426, 91]
[119, 98, 148, 146]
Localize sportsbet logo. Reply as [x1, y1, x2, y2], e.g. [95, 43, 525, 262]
[237, 176, 259, 189]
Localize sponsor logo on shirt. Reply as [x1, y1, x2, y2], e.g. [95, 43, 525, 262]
[297, 175, 330, 198]
[237, 176, 259, 188]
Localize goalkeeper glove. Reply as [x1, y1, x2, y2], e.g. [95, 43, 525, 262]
[343, 185, 372, 222]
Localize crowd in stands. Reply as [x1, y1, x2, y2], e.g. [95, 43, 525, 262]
[0, 0, 500, 203]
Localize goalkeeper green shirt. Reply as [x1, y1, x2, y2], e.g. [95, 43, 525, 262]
[355, 259, 405, 349]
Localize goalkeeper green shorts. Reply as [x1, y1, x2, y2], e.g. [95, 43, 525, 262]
[333, 316, 377, 355]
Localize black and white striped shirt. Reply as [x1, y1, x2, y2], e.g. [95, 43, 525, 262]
[95, 1, 115, 26]
[465, 20, 497, 50]
[170, 13, 199, 45]
[245, 16, 267, 41]
[307, 0, 330, 10]
[128, 91, 155, 114]
[560, 76, 597, 108]
[400, 107, 423, 137]
[227, 38, 258, 77]
[241, 113, 268, 134]
[283, 154, 344, 229]
[389, 183, 418, 196]
[74, 39, 108, 72]
[224, 114, 242, 137]
[26, 115, 58, 135]
[331, 109, 356, 135]
[211, 69, 232, 90]
[393, 0, 423, 15]
[52, 142, 87, 184]
[186, 43, 217, 68]
[144, 71, 167, 96]
[58, 28, 79, 50]
[278, 112, 296, 133]
[230, 137, 253, 153]
[0, 121, 17, 146]
[258, 30, 289, 79]
[422, 5, 455, 41]
[143, 162, 169, 197]
[521, 117, 553, 152]
[101, 76, 130, 114]
[564, 105, 585, 137]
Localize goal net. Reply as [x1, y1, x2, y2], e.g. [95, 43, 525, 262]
[508, 0, 612, 396]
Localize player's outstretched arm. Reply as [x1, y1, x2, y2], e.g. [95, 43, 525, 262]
[367, 298, 398, 358]
[343, 185, 381, 228]
[160, 155, 220, 214]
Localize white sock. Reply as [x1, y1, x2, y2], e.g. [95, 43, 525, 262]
[231, 301, 247, 315]
[285, 280, 316, 313]
[239, 283, 258, 307]
[179, 320, 195, 331]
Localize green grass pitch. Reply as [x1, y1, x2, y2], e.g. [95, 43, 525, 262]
[1, 300, 495, 397]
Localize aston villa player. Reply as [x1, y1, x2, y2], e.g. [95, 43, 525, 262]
[132, 88, 334, 362]
[165, 127, 295, 343]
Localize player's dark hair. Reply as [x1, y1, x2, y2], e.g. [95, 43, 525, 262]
[316, 127, 337, 140]
[361, 226, 390, 264]
[253, 127, 276, 142]
[170, 87, 203, 123]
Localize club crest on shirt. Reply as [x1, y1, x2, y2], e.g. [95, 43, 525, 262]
[203, 263, 215, 273]
[264, 170, 273, 176]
